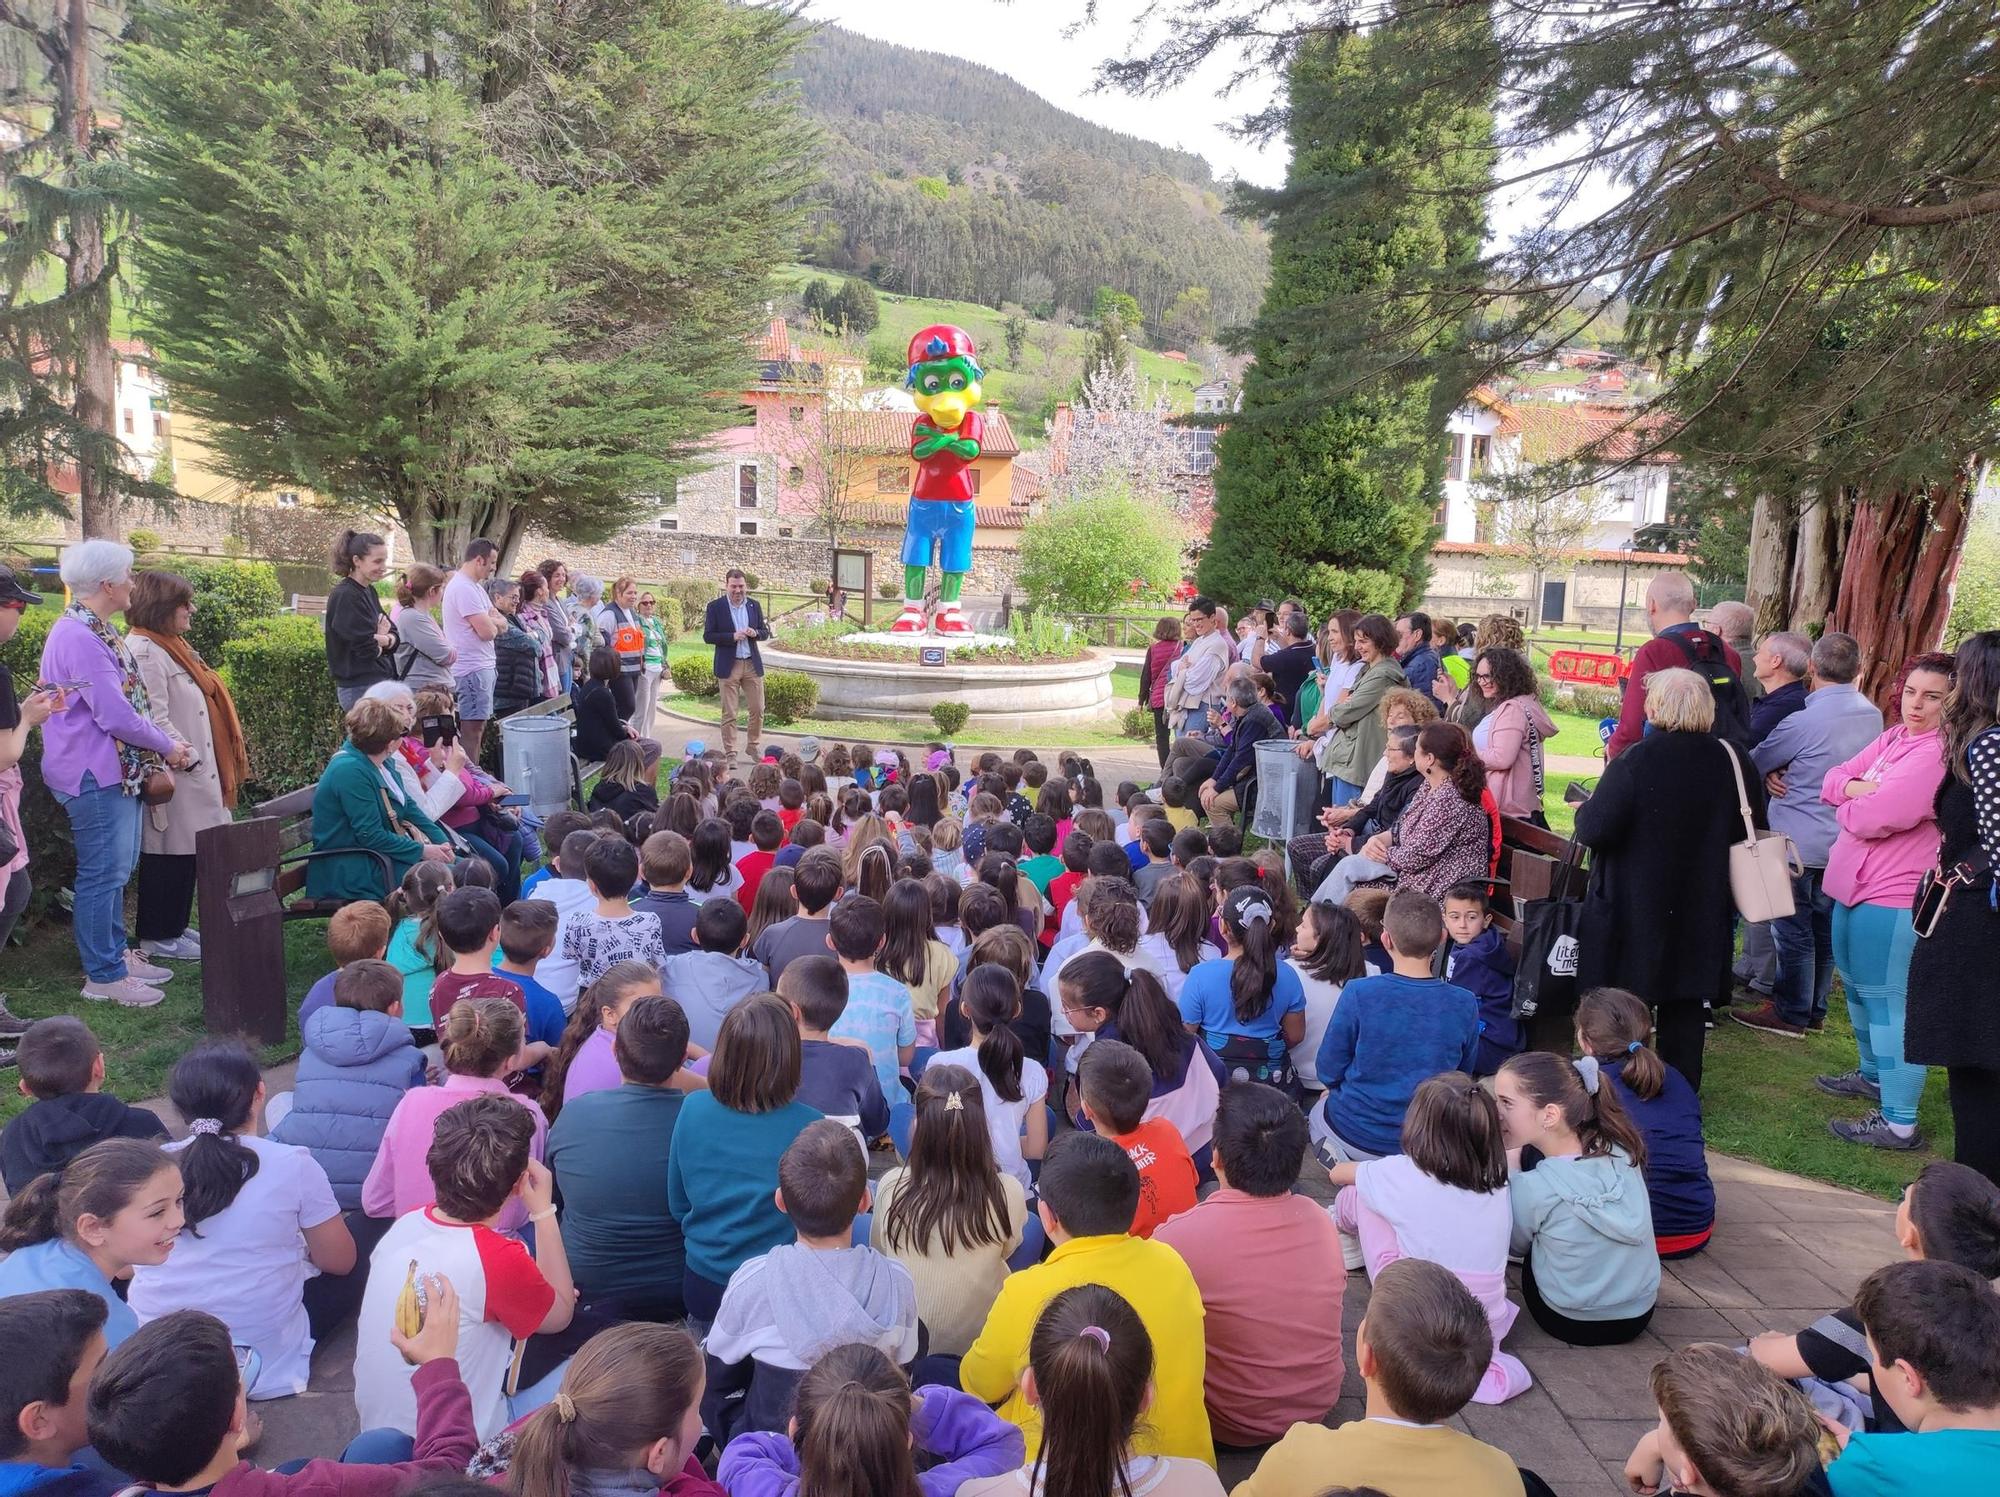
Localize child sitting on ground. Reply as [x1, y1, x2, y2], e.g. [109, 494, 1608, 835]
[1235, 1259, 1527, 1497]
[357, 1094, 574, 1440]
[927, 967, 1048, 1194]
[1623, 1344, 1827, 1497]
[734, 809, 785, 911]
[1347, 885, 1391, 972]
[658, 897, 764, 1052]
[532, 828, 611, 1007]
[297, 899, 394, 1025]
[1159, 774, 1198, 832]
[487, 899, 569, 1088]
[703, 1119, 920, 1441]
[1496, 1050, 1659, 1346]
[385, 863, 454, 1029]
[1328, 1072, 1531, 1403]
[1441, 883, 1521, 1077]
[271, 959, 424, 1213]
[0, 1289, 116, 1497]
[633, 830, 700, 955]
[879, 878, 957, 1052]
[521, 808, 592, 898]
[2, 1018, 167, 1195]
[1576, 986, 1715, 1259]
[1311, 890, 1479, 1164]
[827, 894, 917, 1100]
[1079, 1040, 1197, 1238]
[780, 956, 890, 1145]
[961, 1132, 1213, 1465]
[542, 961, 669, 1115]
[89, 1294, 478, 1497]
[426, 887, 528, 1027]
[363, 998, 548, 1232]
[1750, 1160, 2000, 1433]
[561, 836, 667, 992]
[717, 1343, 1022, 1497]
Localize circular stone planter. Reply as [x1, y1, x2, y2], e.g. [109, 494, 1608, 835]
[762, 642, 1118, 733]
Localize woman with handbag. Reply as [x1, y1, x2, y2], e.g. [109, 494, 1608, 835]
[390, 563, 456, 696]
[1906, 631, 2000, 1184]
[1573, 666, 1766, 1090]
[37, 540, 193, 1006]
[126, 571, 249, 965]
[1813, 653, 1953, 1151]
[0, 562, 66, 1037]
[306, 697, 453, 905]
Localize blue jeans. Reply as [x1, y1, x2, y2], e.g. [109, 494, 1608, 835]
[1832, 900, 1926, 1126]
[1329, 777, 1365, 807]
[51, 771, 141, 982]
[1772, 866, 1835, 1027]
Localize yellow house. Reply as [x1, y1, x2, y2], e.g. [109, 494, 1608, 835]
[837, 407, 1024, 507]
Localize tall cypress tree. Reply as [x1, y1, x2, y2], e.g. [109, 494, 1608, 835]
[1199, 8, 1493, 616]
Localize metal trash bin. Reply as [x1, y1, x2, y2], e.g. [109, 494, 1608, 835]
[501, 714, 573, 816]
[1251, 738, 1320, 872]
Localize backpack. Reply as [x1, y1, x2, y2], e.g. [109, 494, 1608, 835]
[1663, 628, 1753, 751]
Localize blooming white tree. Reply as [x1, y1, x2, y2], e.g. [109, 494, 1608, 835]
[1052, 354, 1189, 515]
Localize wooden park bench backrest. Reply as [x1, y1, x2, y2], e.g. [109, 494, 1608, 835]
[253, 785, 320, 901]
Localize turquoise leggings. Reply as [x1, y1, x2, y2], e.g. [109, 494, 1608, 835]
[1831, 900, 1925, 1126]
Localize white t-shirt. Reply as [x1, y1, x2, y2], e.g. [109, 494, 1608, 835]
[442, 571, 496, 673]
[1352, 1153, 1512, 1274]
[1288, 956, 1379, 1088]
[928, 1044, 1049, 1192]
[128, 1134, 341, 1398]
[529, 876, 600, 1009]
[1135, 930, 1220, 1006]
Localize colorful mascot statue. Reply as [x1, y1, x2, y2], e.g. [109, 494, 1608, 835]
[891, 323, 984, 634]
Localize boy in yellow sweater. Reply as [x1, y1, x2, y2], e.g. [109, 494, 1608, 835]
[960, 1131, 1213, 1467]
[1234, 1258, 1524, 1497]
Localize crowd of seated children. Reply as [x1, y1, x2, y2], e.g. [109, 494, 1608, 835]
[824, 895, 916, 1100]
[356, 1094, 574, 1443]
[545, 995, 693, 1325]
[1078, 1040, 1197, 1238]
[780, 956, 890, 1144]
[384, 863, 454, 1029]
[1440, 883, 1522, 1078]
[1749, 1160, 2000, 1434]
[129, 1041, 356, 1400]
[1328, 1072, 1531, 1403]
[961, 1131, 1213, 1465]
[1178, 885, 1307, 1096]
[666, 995, 824, 1328]
[703, 1120, 919, 1442]
[0, 1138, 182, 1346]
[922, 967, 1048, 1193]
[364, 998, 547, 1232]
[1311, 889, 1479, 1165]
[634, 830, 700, 956]
[657, 898, 764, 1052]
[542, 962, 668, 1115]
[1496, 1050, 1660, 1346]
[2, 1017, 167, 1195]
[1575, 986, 1715, 1258]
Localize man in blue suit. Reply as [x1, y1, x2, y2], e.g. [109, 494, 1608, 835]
[703, 568, 770, 762]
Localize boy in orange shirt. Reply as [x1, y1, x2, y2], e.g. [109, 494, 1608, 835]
[1080, 1038, 1197, 1236]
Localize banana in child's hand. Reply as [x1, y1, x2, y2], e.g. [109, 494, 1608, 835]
[395, 1260, 424, 1339]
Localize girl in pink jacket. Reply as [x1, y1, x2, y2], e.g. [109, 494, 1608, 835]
[1816, 653, 1954, 1150]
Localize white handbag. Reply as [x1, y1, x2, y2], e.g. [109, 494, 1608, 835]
[1722, 739, 1800, 922]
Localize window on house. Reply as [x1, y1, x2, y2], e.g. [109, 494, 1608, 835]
[656, 516, 679, 532]
[967, 469, 981, 497]
[738, 519, 760, 537]
[276, 491, 301, 509]
[1470, 435, 1491, 475]
[152, 414, 166, 438]
[122, 412, 134, 434]
[1446, 434, 1466, 483]
[737, 464, 759, 507]
[876, 464, 905, 492]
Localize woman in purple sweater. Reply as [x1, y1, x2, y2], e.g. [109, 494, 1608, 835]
[38, 540, 191, 1006]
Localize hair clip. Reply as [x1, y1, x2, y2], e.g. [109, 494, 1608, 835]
[944, 1091, 965, 1112]
[554, 1393, 577, 1423]
[187, 1118, 223, 1136]
[1235, 897, 1273, 926]
[1573, 1055, 1602, 1097]
[1077, 1325, 1111, 1350]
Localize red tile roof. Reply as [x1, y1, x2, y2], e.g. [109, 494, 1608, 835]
[847, 500, 1029, 529]
[833, 408, 1022, 459]
[1514, 402, 1675, 465]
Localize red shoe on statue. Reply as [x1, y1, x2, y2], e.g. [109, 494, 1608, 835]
[934, 603, 972, 635]
[888, 604, 927, 635]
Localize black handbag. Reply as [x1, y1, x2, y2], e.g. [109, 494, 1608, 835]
[1512, 835, 1585, 1021]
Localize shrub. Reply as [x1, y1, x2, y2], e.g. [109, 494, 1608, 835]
[651, 595, 683, 643]
[127, 528, 165, 556]
[930, 701, 970, 737]
[175, 560, 283, 663]
[1288, 562, 1405, 622]
[1570, 683, 1622, 718]
[876, 579, 900, 600]
[740, 570, 761, 592]
[658, 578, 717, 622]
[1017, 485, 1182, 614]
[0, 608, 73, 923]
[1121, 706, 1153, 741]
[761, 670, 818, 725]
[222, 614, 342, 796]
[669, 657, 718, 699]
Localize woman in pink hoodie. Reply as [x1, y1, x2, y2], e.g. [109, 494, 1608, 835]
[1469, 648, 1557, 825]
[1817, 652, 1954, 1150]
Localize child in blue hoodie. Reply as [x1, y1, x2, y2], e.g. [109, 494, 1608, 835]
[1495, 1050, 1660, 1346]
[269, 959, 424, 1214]
[1442, 884, 1521, 1078]
[0, 1290, 116, 1497]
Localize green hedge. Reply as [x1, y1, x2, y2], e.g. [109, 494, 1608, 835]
[658, 579, 717, 623]
[222, 615, 342, 797]
[174, 560, 284, 662]
[669, 657, 718, 698]
[652, 595, 684, 642]
[763, 670, 818, 725]
[0, 609, 73, 924]
[1121, 706, 1153, 741]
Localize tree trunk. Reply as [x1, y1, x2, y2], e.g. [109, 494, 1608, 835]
[1743, 490, 1791, 634]
[66, 0, 117, 539]
[1827, 475, 1973, 707]
[1788, 485, 1843, 630]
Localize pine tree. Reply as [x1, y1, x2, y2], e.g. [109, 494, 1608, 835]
[116, 0, 814, 564]
[1198, 9, 1493, 618]
[831, 278, 879, 334]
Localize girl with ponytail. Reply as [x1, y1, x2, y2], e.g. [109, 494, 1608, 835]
[543, 961, 663, 1118]
[957, 1284, 1224, 1497]
[1057, 952, 1224, 1164]
[1575, 987, 1715, 1259]
[1136, 872, 1220, 1005]
[1177, 884, 1307, 1097]
[0, 1137, 181, 1348]
[1495, 1050, 1660, 1345]
[490, 1323, 714, 1497]
[928, 968, 1048, 1196]
[325, 529, 396, 708]
[129, 1041, 357, 1398]
[874, 1064, 1033, 1354]
[719, 1342, 1020, 1497]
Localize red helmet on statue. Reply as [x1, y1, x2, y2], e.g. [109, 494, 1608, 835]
[906, 323, 981, 372]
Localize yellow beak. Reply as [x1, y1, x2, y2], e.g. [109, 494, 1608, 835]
[926, 393, 968, 429]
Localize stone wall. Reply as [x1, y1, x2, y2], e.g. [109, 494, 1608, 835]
[6, 495, 410, 568]
[1423, 548, 1687, 633]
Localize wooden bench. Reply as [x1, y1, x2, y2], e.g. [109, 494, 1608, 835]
[289, 593, 329, 616]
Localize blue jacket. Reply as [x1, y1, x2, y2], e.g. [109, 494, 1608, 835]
[1605, 1057, 1714, 1238]
[270, 1005, 424, 1210]
[1751, 683, 1885, 867]
[1399, 643, 1441, 698]
[1210, 703, 1281, 794]
[1316, 973, 1479, 1156]
[0, 1463, 117, 1497]
[1444, 926, 1521, 1076]
[703, 595, 769, 679]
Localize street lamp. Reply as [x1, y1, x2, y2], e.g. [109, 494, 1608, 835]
[1613, 538, 1636, 657]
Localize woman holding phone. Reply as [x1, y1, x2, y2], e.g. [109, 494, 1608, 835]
[0, 563, 67, 1038]
[126, 570, 247, 964]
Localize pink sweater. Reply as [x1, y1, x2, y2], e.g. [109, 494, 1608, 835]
[1821, 726, 1947, 909]
[362, 1074, 548, 1231]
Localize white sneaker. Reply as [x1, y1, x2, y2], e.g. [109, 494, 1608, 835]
[82, 977, 167, 1007]
[141, 935, 202, 962]
[123, 953, 175, 983]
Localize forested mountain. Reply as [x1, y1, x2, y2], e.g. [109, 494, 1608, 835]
[790, 25, 1268, 340]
